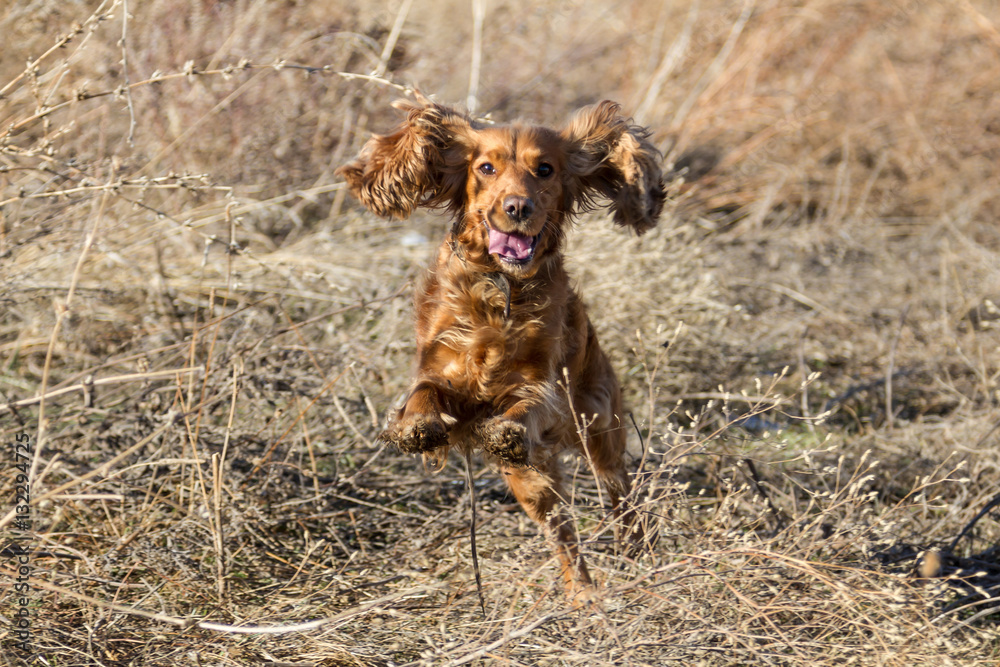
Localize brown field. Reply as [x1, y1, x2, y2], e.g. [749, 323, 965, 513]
[2, 0, 1000, 664]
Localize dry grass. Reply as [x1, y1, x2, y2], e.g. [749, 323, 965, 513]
[2, 0, 1000, 664]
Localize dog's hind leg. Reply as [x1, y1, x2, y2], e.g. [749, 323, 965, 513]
[573, 353, 645, 550]
[585, 416, 645, 550]
[501, 460, 594, 597]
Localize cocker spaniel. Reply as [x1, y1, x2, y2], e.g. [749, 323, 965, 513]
[337, 96, 664, 596]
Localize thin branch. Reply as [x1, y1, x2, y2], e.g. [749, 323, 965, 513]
[7, 567, 441, 635]
[30, 175, 111, 487]
[5, 63, 411, 136]
[373, 0, 414, 78]
[1, 367, 204, 413]
[635, 0, 698, 123]
[670, 0, 755, 132]
[885, 305, 910, 429]
[467, 0, 486, 114]
[947, 490, 1000, 554]
[464, 448, 486, 617]
[119, 0, 136, 145]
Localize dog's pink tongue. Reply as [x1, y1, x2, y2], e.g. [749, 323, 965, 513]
[488, 228, 534, 260]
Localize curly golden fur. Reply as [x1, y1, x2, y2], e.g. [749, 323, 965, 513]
[337, 96, 664, 596]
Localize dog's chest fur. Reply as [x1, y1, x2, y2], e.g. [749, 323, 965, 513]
[420, 250, 569, 403]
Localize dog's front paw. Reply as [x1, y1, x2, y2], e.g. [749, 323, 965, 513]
[379, 414, 448, 454]
[477, 417, 529, 466]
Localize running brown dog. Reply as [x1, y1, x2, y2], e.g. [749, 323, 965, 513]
[337, 96, 664, 596]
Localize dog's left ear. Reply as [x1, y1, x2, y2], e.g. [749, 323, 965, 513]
[561, 101, 665, 234]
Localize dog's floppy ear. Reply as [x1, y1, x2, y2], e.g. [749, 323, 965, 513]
[336, 97, 475, 219]
[561, 101, 665, 234]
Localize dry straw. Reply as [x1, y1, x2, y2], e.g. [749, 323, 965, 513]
[2, 0, 1000, 664]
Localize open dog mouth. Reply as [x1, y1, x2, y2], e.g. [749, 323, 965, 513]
[486, 224, 544, 265]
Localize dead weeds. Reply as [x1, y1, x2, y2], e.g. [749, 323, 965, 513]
[2, 0, 1000, 665]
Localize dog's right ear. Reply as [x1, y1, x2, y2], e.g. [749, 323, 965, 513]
[336, 99, 475, 219]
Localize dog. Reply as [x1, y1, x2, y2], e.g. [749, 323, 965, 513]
[337, 96, 664, 596]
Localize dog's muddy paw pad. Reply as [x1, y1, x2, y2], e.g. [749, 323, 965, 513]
[379, 416, 448, 453]
[478, 419, 529, 466]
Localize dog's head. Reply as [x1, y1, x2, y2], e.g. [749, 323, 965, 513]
[337, 97, 665, 278]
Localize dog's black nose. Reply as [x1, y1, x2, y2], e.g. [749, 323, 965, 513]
[503, 195, 534, 222]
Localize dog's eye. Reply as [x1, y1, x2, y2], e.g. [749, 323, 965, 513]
[479, 162, 496, 176]
[537, 163, 554, 178]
